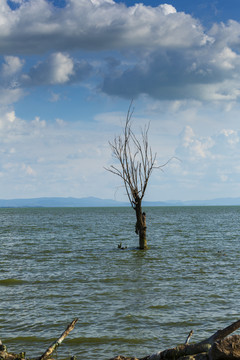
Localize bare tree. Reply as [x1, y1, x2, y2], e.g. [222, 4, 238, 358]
[106, 103, 167, 249]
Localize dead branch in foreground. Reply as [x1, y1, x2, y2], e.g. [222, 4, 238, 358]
[0, 318, 78, 360]
[110, 319, 240, 360]
[39, 318, 78, 360]
[1, 318, 240, 360]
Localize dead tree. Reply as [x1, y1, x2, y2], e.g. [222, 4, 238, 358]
[106, 103, 167, 249]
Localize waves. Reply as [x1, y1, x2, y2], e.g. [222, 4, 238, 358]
[0, 278, 27, 286]
[0, 206, 240, 359]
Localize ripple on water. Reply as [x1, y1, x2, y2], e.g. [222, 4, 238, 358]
[0, 278, 27, 286]
[0, 206, 240, 360]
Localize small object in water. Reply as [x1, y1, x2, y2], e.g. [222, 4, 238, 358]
[118, 243, 127, 250]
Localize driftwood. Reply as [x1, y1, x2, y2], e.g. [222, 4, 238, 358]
[0, 318, 78, 360]
[1, 318, 240, 360]
[39, 318, 78, 360]
[110, 319, 240, 360]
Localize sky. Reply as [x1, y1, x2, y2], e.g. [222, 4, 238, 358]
[1, 0, 240, 202]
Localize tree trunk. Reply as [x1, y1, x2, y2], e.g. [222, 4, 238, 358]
[135, 200, 147, 250]
[139, 226, 147, 250]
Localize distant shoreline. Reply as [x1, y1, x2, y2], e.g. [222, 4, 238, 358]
[0, 196, 240, 207]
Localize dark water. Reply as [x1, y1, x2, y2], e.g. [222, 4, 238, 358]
[0, 206, 240, 360]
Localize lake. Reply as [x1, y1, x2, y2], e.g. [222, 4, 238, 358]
[0, 206, 240, 360]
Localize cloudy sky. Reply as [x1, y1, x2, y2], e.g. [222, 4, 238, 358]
[1, 0, 240, 201]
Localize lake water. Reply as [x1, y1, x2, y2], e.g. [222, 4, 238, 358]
[0, 206, 240, 360]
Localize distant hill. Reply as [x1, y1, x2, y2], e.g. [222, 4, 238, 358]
[0, 197, 129, 208]
[0, 196, 240, 207]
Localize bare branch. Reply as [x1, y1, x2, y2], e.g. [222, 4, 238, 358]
[39, 318, 78, 360]
[106, 103, 171, 207]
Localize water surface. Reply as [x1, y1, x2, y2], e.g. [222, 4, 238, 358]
[0, 206, 240, 360]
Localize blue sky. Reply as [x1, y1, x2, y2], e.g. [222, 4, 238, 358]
[1, 0, 240, 201]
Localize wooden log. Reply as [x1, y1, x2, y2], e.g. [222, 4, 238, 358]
[0, 343, 25, 360]
[148, 343, 211, 360]
[0, 319, 78, 360]
[199, 319, 240, 346]
[1, 318, 240, 360]
[177, 354, 208, 360]
[39, 318, 78, 360]
[208, 335, 240, 360]
[147, 319, 240, 360]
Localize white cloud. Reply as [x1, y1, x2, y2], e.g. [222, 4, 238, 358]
[1, 56, 24, 77]
[49, 91, 60, 102]
[0, 87, 24, 105]
[177, 126, 215, 160]
[180, 125, 195, 148]
[0, 101, 240, 201]
[0, 110, 25, 138]
[22, 163, 36, 176]
[173, 125, 240, 190]
[0, 56, 25, 105]
[0, 108, 113, 198]
[219, 129, 239, 146]
[21, 52, 92, 86]
[101, 39, 240, 101]
[1, 1, 240, 104]
[24, 52, 74, 85]
[55, 118, 65, 126]
[94, 111, 127, 126]
[159, 4, 176, 15]
[209, 20, 240, 50]
[90, 0, 114, 5]
[49, 53, 74, 84]
[0, 0, 209, 54]
[215, 47, 237, 70]
[6, 110, 16, 123]
[32, 116, 46, 128]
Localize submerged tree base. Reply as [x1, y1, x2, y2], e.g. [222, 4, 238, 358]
[1, 319, 240, 360]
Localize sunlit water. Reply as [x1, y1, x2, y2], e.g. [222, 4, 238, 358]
[0, 206, 240, 360]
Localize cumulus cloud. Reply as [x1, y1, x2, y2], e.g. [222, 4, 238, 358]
[21, 52, 92, 86]
[0, 87, 24, 105]
[101, 40, 240, 101]
[0, 56, 25, 105]
[0, 110, 26, 138]
[1, 56, 24, 77]
[177, 126, 214, 160]
[1, 0, 240, 103]
[0, 0, 209, 54]
[0, 108, 112, 198]
[209, 20, 240, 50]
[23, 52, 75, 85]
[174, 125, 240, 190]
